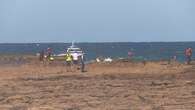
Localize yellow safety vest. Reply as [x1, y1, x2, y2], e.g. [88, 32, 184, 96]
[49, 57, 54, 61]
[66, 54, 72, 61]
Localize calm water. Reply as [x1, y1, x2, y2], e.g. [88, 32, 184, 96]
[0, 42, 194, 62]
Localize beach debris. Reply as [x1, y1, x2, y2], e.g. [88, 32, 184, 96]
[96, 56, 104, 62]
[104, 57, 113, 62]
[118, 57, 125, 60]
[96, 58, 101, 63]
[96, 57, 113, 63]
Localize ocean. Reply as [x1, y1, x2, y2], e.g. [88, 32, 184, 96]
[0, 42, 194, 62]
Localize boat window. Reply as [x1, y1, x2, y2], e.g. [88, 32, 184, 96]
[68, 49, 81, 51]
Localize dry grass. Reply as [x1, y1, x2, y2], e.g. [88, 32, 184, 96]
[0, 57, 194, 110]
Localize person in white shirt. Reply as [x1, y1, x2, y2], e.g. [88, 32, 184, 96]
[72, 53, 79, 65]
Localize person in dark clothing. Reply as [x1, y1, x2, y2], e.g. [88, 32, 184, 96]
[80, 55, 86, 72]
[39, 50, 45, 62]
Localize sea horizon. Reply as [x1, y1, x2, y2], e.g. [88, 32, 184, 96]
[0, 41, 195, 44]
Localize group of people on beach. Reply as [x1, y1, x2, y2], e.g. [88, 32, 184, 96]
[38, 46, 193, 72]
[39, 48, 85, 72]
[64, 52, 85, 72]
[127, 47, 193, 64]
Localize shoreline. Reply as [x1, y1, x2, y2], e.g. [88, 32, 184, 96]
[0, 56, 192, 79]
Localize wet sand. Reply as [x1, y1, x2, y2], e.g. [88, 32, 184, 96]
[0, 57, 195, 110]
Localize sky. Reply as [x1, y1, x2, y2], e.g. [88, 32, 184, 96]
[0, 0, 195, 43]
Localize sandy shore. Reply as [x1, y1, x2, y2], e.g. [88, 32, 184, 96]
[0, 56, 195, 110]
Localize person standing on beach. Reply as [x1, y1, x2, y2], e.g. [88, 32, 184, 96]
[39, 50, 45, 62]
[80, 54, 86, 72]
[185, 48, 192, 64]
[72, 52, 79, 65]
[72, 52, 80, 71]
[65, 53, 73, 72]
[46, 48, 52, 61]
[128, 51, 134, 59]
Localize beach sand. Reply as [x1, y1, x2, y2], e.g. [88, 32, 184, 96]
[0, 56, 195, 110]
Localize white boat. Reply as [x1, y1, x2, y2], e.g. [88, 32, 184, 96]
[67, 42, 84, 62]
[56, 42, 84, 58]
[67, 42, 83, 55]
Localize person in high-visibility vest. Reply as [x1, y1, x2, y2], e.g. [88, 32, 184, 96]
[65, 53, 73, 72]
[46, 48, 52, 61]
